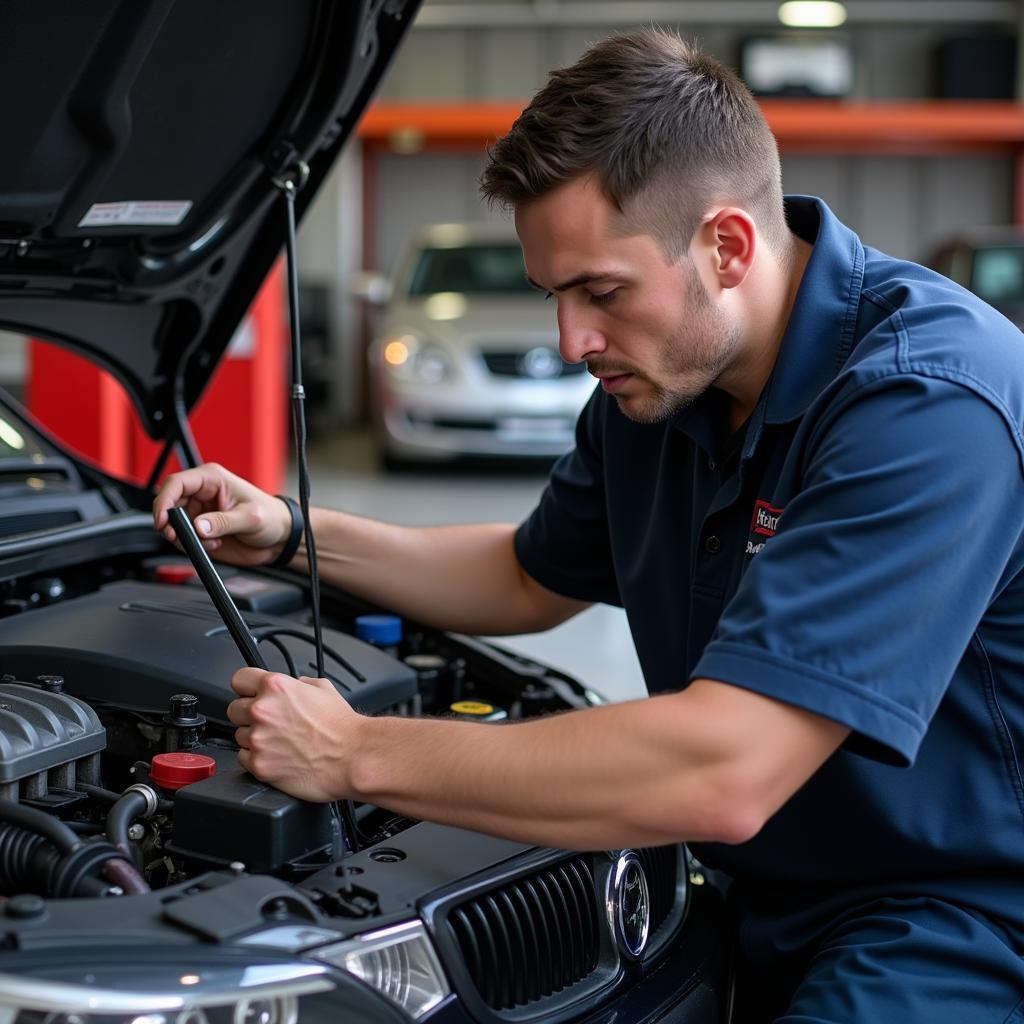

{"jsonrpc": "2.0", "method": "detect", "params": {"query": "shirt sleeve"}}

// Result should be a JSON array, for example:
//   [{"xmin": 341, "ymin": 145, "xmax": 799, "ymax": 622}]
[
  {"xmin": 514, "ymin": 390, "xmax": 622, "ymax": 606},
  {"xmin": 693, "ymin": 373, "xmax": 1024, "ymax": 766}
]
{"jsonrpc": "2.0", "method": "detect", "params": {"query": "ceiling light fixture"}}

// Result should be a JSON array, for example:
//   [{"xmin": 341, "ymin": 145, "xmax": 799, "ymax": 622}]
[{"xmin": 778, "ymin": 1, "xmax": 848, "ymax": 28}]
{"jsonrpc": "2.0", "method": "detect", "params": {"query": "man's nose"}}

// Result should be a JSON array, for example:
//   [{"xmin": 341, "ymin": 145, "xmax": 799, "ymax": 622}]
[{"xmin": 557, "ymin": 301, "xmax": 606, "ymax": 364}]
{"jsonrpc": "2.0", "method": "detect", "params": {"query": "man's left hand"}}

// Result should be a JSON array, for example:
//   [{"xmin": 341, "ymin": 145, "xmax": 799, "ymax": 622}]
[{"xmin": 228, "ymin": 668, "xmax": 358, "ymax": 802}]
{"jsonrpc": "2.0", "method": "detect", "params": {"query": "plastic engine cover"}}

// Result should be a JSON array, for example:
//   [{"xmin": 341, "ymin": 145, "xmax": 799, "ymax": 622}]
[{"xmin": 0, "ymin": 580, "xmax": 417, "ymax": 720}]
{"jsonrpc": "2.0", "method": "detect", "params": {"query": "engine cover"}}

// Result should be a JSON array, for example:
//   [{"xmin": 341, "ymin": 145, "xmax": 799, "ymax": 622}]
[
  {"xmin": 0, "ymin": 580, "xmax": 417, "ymax": 722},
  {"xmin": 0, "ymin": 681, "xmax": 104, "ymax": 801}
]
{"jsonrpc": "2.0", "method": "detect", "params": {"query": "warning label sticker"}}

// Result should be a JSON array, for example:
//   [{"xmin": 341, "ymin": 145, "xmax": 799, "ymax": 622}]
[{"xmin": 78, "ymin": 200, "xmax": 193, "ymax": 228}]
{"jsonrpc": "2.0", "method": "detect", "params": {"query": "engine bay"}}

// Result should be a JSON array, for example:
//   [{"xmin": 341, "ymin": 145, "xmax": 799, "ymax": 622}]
[{"xmin": 0, "ymin": 554, "xmax": 589, "ymax": 907}]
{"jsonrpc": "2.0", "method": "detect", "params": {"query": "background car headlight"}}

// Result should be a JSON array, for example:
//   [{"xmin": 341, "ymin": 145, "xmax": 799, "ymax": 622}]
[
  {"xmin": 313, "ymin": 921, "xmax": 449, "ymax": 1019},
  {"xmin": 381, "ymin": 335, "xmax": 454, "ymax": 384},
  {"xmin": 0, "ymin": 951, "xmax": 396, "ymax": 1024}
]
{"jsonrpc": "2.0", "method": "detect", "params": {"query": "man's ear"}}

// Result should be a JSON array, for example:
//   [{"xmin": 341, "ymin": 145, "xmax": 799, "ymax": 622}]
[{"xmin": 698, "ymin": 208, "xmax": 757, "ymax": 290}]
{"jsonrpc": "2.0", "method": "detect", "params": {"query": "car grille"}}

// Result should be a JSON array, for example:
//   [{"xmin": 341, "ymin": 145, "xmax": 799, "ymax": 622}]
[
  {"xmin": 482, "ymin": 350, "xmax": 588, "ymax": 378},
  {"xmin": 447, "ymin": 855, "xmax": 600, "ymax": 1011},
  {"xmin": 636, "ymin": 844, "xmax": 679, "ymax": 939},
  {"xmin": 442, "ymin": 847, "xmax": 685, "ymax": 1016}
]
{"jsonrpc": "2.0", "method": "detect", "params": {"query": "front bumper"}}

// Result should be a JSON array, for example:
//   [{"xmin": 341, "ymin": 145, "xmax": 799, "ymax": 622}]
[{"xmin": 374, "ymin": 376, "xmax": 595, "ymax": 461}]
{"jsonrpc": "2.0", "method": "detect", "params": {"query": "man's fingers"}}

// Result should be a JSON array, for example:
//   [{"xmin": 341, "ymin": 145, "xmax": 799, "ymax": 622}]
[
  {"xmin": 234, "ymin": 725, "xmax": 252, "ymax": 749},
  {"xmin": 231, "ymin": 668, "xmax": 266, "ymax": 698},
  {"xmin": 298, "ymin": 675, "xmax": 339, "ymax": 695},
  {"xmin": 152, "ymin": 481, "xmax": 185, "ymax": 531},
  {"xmin": 184, "ymin": 495, "xmax": 207, "ymax": 524},
  {"xmin": 193, "ymin": 505, "xmax": 263, "ymax": 541},
  {"xmin": 152, "ymin": 466, "xmax": 225, "ymax": 528},
  {"xmin": 227, "ymin": 696, "xmax": 254, "ymax": 725}
]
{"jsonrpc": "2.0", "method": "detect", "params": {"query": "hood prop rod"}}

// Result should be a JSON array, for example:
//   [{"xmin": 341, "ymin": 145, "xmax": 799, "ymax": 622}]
[
  {"xmin": 274, "ymin": 159, "xmax": 325, "ymax": 681},
  {"xmin": 145, "ymin": 410, "xmax": 201, "ymax": 494},
  {"xmin": 274, "ymin": 159, "xmax": 362, "ymax": 861}
]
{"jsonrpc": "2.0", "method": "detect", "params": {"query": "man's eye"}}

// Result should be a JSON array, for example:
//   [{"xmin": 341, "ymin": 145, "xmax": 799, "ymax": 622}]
[
  {"xmin": 590, "ymin": 289, "xmax": 618, "ymax": 306},
  {"xmin": 544, "ymin": 291, "xmax": 553, "ymax": 300}
]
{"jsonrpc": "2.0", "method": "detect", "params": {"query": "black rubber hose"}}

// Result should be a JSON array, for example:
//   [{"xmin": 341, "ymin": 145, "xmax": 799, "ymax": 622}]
[
  {"xmin": 77, "ymin": 782, "xmax": 122, "ymax": 804},
  {"xmin": 0, "ymin": 823, "xmax": 59, "ymax": 895},
  {"xmin": 0, "ymin": 823, "xmax": 146, "ymax": 897},
  {"xmin": 105, "ymin": 790, "xmax": 150, "ymax": 857},
  {"xmin": 67, "ymin": 821, "xmax": 104, "ymax": 835},
  {"xmin": 0, "ymin": 796, "xmax": 80, "ymax": 855}
]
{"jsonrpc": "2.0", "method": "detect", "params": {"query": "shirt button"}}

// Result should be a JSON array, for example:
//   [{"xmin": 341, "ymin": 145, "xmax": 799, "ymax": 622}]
[
  {"xmin": 707, "ymin": 456, "xmax": 717, "ymax": 471},
  {"xmin": 704, "ymin": 535, "xmax": 721, "ymax": 554}
]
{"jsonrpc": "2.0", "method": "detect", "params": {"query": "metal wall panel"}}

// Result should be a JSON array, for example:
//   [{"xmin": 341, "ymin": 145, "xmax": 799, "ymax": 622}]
[
  {"xmin": 916, "ymin": 156, "xmax": 1014, "ymax": 255},
  {"xmin": 377, "ymin": 29, "xmax": 472, "ymax": 100},
  {"xmin": 377, "ymin": 22, "xmax": 1003, "ymax": 101},
  {"xmin": 373, "ymin": 152, "xmax": 1014, "ymax": 273},
  {"xmin": 851, "ymin": 159, "xmax": 920, "ymax": 258},
  {"xmin": 375, "ymin": 152, "xmax": 499, "ymax": 276},
  {"xmin": 476, "ymin": 27, "xmax": 551, "ymax": 98}
]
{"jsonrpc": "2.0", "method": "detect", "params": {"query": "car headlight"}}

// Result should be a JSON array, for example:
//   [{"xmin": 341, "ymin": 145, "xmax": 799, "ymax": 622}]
[
  {"xmin": 381, "ymin": 335, "xmax": 454, "ymax": 384},
  {"xmin": 0, "ymin": 950, "xmax": 397, "ymax": 1024},
  {"xmin": 313, "ymin": 921, "xmax": 449, "ymax": 1019}
]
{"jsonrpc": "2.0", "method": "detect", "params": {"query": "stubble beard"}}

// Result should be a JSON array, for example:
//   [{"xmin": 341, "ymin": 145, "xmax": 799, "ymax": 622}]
[{"xmin": 615, "ymin": 266, "xmax": 741, "ymax": 425}]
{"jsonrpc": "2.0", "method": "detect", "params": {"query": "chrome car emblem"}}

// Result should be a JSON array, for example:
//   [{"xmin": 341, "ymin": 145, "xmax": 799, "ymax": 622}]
[
  {"xmin": 606, "ymin": 852, "xmax": 650, "ymax": 959},
  {"xmin": 518, "ymin": 346, "xmax": 562, "ymax": 379}
]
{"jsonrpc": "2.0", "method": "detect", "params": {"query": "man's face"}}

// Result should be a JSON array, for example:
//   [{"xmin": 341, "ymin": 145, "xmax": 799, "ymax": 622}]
[{"xmin": 515, "ymin": 176, "xmax": 741, "ymax": 424}]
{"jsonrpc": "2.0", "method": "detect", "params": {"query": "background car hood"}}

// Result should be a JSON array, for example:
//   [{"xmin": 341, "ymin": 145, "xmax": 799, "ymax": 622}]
[
  {"xmin": 385, "ymin": 296, "xmax": 560, "ymax": 346},
  {"xmin": 0, "ymin": 0, "xmax": 420, "ymax": 440}
]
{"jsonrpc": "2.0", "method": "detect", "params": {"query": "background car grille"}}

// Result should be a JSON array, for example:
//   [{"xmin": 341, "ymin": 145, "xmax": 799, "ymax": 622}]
[
  {"xmin": 447, "ymin": 855, "xmax": 600, "ymax": 1011},
  {"xmin": 482, "ymin": 351, "xmax": 588, "ymax": 378}
]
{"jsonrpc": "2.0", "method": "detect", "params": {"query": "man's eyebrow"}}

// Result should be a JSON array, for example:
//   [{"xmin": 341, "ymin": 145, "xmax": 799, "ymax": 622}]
[{"xmin": 525, "ymin": 272, "xmax": 610, "ymax": 293}]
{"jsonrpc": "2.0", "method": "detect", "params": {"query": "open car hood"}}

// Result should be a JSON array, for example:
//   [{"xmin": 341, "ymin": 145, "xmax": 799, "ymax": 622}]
[{"xmin": 0, "ymin": 0, "xmax": 419, "ymax": 441}]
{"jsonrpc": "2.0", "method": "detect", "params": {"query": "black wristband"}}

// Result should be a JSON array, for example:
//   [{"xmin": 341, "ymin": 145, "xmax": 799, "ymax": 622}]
[{"xmin": 269, "ymin": 494, "xmax": 303, "ymax": 568}]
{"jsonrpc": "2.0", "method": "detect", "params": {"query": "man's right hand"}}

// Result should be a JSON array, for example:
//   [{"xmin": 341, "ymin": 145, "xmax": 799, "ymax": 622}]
[{"xmin": 152, "ymin": 463, "xmax": 293, "ymax": 567}]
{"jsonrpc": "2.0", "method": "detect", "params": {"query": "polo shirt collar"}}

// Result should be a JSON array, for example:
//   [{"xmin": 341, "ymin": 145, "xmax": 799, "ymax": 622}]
[{"xmin": 761, "ymin": 196, "xmax": 866, "ymax": 425}]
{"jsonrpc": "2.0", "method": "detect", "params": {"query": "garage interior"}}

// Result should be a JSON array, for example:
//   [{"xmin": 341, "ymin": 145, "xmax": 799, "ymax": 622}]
[{"xmin": 7, "ymin": 0, "xmax": 1024, "ymax": 705}]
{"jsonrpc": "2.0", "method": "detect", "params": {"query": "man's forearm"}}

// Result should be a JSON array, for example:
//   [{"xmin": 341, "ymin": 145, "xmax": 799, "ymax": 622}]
[
  {"xmin": 348, "ymin": 680, "xmax": 848, "ymax": 850},
  {"xmin": 291, "ymin": 506, "xmax": 586, "ymax": 635},
  {"xmin": 351, "ymin": 699, "xmax": 705, "ymax": 849}
]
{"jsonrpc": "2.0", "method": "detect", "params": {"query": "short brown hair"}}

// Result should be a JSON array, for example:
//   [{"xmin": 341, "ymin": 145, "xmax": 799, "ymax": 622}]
[{"xmin": 480, "ymin": 28, "xmax": 790, "ymax": 261}]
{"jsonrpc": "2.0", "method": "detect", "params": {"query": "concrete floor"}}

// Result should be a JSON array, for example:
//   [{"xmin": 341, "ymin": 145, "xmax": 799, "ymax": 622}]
[{"xmin": 291, "ymin": 430, "xmax": 647, "ymax": 704}]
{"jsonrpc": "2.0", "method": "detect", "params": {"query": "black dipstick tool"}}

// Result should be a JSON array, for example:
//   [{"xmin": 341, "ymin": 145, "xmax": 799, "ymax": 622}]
[{"xmin": 167, "ymin": 506, "xmax": 268, "ymax": 670}]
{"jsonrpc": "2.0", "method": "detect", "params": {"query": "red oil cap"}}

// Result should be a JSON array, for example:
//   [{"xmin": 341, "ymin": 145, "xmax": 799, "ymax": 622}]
[
  {"xmin": 155, "ymin": 563, "xmax": 197, "ymax": 584},
  {"xmin": 150, "ymin": 752, "xmax": 216, "ymax": 791}
]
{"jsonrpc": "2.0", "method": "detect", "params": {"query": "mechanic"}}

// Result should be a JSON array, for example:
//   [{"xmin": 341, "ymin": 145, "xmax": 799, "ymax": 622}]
[{"xmin": 153, "ymin": 29, "xmax": 1024, "ymax": 1024}]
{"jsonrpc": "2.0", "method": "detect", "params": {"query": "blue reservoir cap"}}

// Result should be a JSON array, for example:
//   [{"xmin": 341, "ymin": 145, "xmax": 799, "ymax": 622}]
[{"xmin": 355, "ymin": 614, "xmax": 403, "ymax": 647}]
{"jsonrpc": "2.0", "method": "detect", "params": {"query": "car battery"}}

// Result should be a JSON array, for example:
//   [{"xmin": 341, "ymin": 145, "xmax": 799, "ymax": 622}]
[{"xmin": 168, "ymin": 768, "xmax": 333, "ymax": 873}]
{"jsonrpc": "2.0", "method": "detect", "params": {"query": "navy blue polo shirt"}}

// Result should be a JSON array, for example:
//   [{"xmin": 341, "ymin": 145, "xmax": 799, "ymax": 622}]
[{"xmin": 515, "ymin": 196, "xmax": 1024, "ymax": 941}]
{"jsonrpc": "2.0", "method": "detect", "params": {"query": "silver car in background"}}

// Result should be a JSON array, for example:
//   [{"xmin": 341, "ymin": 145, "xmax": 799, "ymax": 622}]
[{"xmin": 367, "ymin": 222, "xmax": 595, "ymax": 466}]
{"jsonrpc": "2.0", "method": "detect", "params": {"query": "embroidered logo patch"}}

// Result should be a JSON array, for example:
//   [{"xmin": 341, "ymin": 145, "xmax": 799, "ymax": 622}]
[
  {"xmin": 750, "ymin": 500, "xmax": 783, "ymax": 537},
  {"xmin": 746, "ymin": 500, "xmax": 784, "ymax": 556}
]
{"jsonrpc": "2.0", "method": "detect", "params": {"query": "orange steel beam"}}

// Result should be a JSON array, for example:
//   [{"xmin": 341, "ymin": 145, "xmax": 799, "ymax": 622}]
[
  {"xmin": 358, "ymin": 100, "xmax": 1024, "ymax": 156},
  {"xmin": 762, "ymin": 100, "xmax": 1024, "ymax": 155},
  {"xmin": 358, "ymin": 102, "xmax": 522, "ymax": 147}
]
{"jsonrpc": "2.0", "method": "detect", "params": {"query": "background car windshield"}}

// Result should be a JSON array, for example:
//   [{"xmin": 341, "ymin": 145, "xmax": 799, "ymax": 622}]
[
  {"xmin": 406, "ymin": 245, "xmax": 535, "ymax": 296},
  {"xmin": 972, "ymin": 246, "xmax": 1024, "ymax": 306}
]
